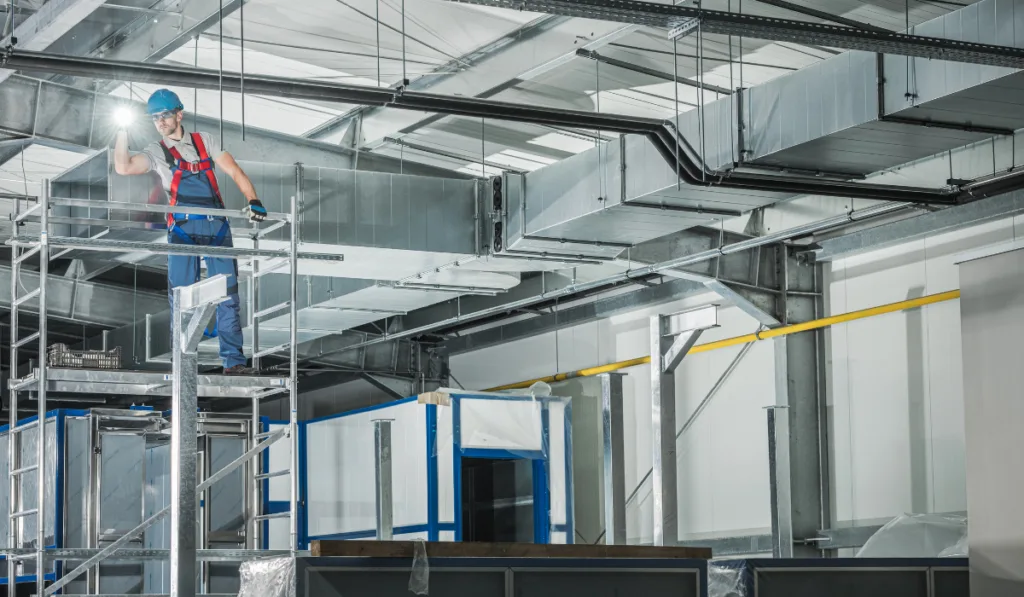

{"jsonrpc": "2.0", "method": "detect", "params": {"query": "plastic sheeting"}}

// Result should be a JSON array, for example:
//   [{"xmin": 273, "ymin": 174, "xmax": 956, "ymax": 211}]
[
  {"xmin": 856, "ymin": 513, "xmax": 968, "ymax": 558},
  {"xmin": 238, "ymin": 556, "xmax": 296, "ymax": 597},
  {"xmin": 409, "ymin": 539, "xmax": 430, "ymax": 595},
  {"xmin": 708, "ymin": 562, "xmax": 747, "ymax": 597},
  {"xmin": 459, "ymin": 398, "xmax": 545, "ymax": 454}
]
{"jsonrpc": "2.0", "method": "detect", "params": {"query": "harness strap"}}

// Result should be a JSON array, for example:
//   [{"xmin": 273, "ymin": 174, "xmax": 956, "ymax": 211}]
[
  {"xmin": 160, "ymin": 132, "xmax": 225, "ymax": 227},
  {"xmin": 169, "ymin": 224, "xmax": 194, "ymax": 245},
  {"xmin": 191, "ymin": 132, "xmax": 224, "ymax": 206}
]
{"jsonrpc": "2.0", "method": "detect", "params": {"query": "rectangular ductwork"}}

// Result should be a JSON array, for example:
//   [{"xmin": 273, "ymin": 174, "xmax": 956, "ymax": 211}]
[
  {"xmin": 703, "ymin": 0, "xmax": 1024, "ymax": 176},
  {"xmin": 495, "ymin": 134, "xmax": 791, "ymax": 260}
]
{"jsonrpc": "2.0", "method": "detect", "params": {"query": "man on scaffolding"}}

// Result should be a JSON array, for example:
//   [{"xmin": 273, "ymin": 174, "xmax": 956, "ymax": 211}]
[{"xmin": 113, "ymin": 88, "xmax": 268, "ymax": 375}]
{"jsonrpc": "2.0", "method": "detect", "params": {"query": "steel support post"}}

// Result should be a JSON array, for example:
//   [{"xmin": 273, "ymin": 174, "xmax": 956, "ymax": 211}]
[
  {"xmin": 599, "ymin": 373, "xmax": 627, "ymax": 545},
  {"xmin": 649, "ymin": 305, "xmax": 717, "ymax": 546},
  {"xmin": 170, "ymin": 276, "xmax": 226, "ymax": 597},
  {"xmin": 288, "ymin": 167, "xmax": 302, "ymax": 553},
  {"xmin": 771, "ymin": 246, "xmax": 828, "ymax": 557},
  {"xmin": 36, "ymin": 179, "xmax": 49, "ymax": 586},
  {"xmin": 248, "ymin": 224, "xmax": 261, "ymax": 551},
  {"xmin": 766, "ymin": 401, "xmax": 794, "ymax": 558},
  {"xmin": 373, "ymin": 419, "xmax": 394, "ymax": 541}
]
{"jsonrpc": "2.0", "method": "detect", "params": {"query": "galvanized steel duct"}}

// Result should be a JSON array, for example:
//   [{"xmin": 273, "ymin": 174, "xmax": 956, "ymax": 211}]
[{"xmin": 4, "ymin": 49, "xmax": 1015, "ymax": 206}]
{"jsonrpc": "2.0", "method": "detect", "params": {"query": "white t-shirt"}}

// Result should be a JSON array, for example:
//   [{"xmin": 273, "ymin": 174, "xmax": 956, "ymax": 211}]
[{"xmin": 140, "ymin": 131, "xmax": 224, "ymax": 194}]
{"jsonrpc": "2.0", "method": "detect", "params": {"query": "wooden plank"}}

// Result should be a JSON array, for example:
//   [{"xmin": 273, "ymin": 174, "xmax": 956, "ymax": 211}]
[{"xmin": 310, "ymin": 540, "xmax": 711, "ymax": 559}]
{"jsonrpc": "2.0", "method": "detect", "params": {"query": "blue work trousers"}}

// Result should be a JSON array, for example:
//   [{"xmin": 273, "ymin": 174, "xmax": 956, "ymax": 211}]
[{"xmin": 167, "ymin": 217, "xmax": 246, "ymax": 368}]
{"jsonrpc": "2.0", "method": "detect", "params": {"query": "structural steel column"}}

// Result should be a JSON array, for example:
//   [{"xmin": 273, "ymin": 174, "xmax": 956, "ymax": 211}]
[
  {"xmin": 374, "ymin": 419, "xmax": 394, "ymax": 541},
  {"xmin": 650, "ymin": 305, "xmax": 717, "ymax": 546},
  {"xmin": 599, "ymin": 373, "xmax": 627, "ymax": 545},
  {"xmin": 772, "ymin": 246, "xmax": 828, "ymax": 557}
]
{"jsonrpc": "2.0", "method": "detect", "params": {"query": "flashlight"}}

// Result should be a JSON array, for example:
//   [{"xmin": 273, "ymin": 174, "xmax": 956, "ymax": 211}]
[{"xmin": 114, "ymin": 106, "xmax": 135, "ymax": 128}]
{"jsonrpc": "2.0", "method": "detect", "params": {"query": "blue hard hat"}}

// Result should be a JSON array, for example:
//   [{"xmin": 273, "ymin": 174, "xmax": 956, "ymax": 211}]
[{"xmin": 147, "ymin": 89, "xmax": 184, "ymax": 115}]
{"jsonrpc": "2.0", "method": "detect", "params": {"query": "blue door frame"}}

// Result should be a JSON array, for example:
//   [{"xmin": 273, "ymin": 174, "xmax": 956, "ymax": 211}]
[{"xmin": 448, "ymin": 394, "xmax": 572, "ymax": 544}]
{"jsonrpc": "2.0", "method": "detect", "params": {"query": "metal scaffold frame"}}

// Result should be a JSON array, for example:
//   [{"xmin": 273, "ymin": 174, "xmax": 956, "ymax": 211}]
[{"xmin": 4, "ymin": 164, "xmax": 328, "ymax": 596}]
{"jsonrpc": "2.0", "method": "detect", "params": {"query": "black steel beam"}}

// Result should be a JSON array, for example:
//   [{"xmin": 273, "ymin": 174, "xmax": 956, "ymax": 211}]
[{"xmin": 440, "ymin": 0, "xmax": 1024, "ymax": 69}]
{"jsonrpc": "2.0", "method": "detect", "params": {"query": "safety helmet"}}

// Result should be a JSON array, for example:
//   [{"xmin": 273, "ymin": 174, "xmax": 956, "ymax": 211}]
[{"xmin": 147, "ymin": 89, "xmax": 184, "ymax": 115}]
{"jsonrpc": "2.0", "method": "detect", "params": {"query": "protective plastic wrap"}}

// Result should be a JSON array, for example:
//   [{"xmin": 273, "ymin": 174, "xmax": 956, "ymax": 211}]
[
  {"xmin": 856, "ymin": 513, "xmax": 968, "ymax": 558},
  {"xmin": 938, "ymin": 531, "xmax": 969, "ymax": 557},
  {"xmin": 708, "ymin": 562, "xmax": 747, "ymax": 597},
  {"xmin": 238, "ymin": 556, "xmax": 296, "ymax": 597},
  {"xmin": 459, "ymin": 397, "xmax": 545, "ymax": 454},
  {"xmin": 408, "ymin": 539, "xmax": 430, "ymax": 595}
]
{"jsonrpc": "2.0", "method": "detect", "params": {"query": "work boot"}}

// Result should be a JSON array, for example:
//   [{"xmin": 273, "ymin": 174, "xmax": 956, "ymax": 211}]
[{"xmin": 223, "ymin": 364, "xmax": 255, "ymax": 375}]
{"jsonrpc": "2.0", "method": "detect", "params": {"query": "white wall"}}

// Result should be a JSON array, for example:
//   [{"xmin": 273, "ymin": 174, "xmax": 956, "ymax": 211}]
[
  {"xmin": 452, "ymin": 292, "xmax": 778, "ymax": 544},
  {"xmin": 827, "ymin": 214, "xmax": 1024, "ymax": 527}
]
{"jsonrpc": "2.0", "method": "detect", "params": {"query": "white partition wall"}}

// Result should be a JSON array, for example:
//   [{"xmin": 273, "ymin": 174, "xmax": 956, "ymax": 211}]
[
  {"xmin": 296, "ymin": 392, "xmax": 573, "ymax": 545},
  {"xmin": 304, "ymin": 399, "xmax": 429, "ymax": 540}
]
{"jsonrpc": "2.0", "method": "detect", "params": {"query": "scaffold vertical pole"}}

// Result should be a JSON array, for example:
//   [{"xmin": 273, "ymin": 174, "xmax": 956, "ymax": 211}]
[
  {"xmin": 249, "ymin": 223, "xmax": 261, "ymax": 550},
  {"xmin": 37, "ymin": 179, "xmax": 49, "ymax": 590},
  {"xmin": 290, "ymin": 165, "xmax": 302, "ymax": 553},
  {"xmin": 7, "ymin": 183, "xmax": 21, "ymax": 592}
]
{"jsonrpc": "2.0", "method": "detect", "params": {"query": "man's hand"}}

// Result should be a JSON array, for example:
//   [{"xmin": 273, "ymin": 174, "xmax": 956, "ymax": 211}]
[{"xmin": 245, "ymin": 199, "xmax": 268, "ymax": 223}]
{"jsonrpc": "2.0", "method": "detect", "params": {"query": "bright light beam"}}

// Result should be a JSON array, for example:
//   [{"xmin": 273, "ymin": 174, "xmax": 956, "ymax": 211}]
[{"xmin": 114, "ymin": 106, "xmax": 135, "ymax": 128}]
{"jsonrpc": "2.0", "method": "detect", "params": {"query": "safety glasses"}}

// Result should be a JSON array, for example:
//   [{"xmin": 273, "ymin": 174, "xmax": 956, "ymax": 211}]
[{"xmin": 150, "ymin": 109, "xmax": 179, "ymax": 122}]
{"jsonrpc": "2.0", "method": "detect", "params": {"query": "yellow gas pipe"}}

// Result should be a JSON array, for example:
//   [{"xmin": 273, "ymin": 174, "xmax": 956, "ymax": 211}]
[{"xmin": 485, "ymin": 289, "xmax": 961, "ymax": 392}]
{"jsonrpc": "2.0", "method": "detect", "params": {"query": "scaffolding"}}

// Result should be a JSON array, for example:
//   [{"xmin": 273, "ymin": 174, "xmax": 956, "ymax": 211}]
[{"xmin": 3, "ymin": 166, "xmax": 338, "ymax": 596}]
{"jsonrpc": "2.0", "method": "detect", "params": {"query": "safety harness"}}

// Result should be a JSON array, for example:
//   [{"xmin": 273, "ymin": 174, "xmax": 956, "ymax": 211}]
[{"xmin": 159, "ymin": 132, "xmax": 229, "ymax": 246}]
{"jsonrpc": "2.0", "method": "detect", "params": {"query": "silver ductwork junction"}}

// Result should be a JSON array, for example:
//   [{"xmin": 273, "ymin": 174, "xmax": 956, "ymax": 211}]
[{"xmin": 495, "ymin": 134, "xmax": 792, "ymax": 260}]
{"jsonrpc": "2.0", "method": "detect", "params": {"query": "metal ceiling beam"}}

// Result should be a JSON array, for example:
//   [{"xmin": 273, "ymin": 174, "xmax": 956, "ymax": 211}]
[
  {"xmin": 0, "ymin": 137, "xmax": 31, "ymax": 168},
  {"xmin": 382, "ymin": 136, "xmax": 528, "ymax": 174},
  {"xmin": 0, "ymin": 0, "xmax": 109, "ymax": 85},
  {"xmin": 751, "ymin": 0, "xmax": 890, "ymax": 33},
  {"xmin": 814, "ymin": 190, "xmax": 1024, "ymax": 261},
  {"xmin": 575, "ymin": 48, "xmax": 732, "ymax": 95},
  {"xmin": 439, "ymin": 0, "xmax": 1024, "ymax": 68},
  {"xmin": 95, "ymin": 0, "xmax": 246, "ymax": 66},
  {"xmin": 0, "ymin": 72, "xmax": 457, "ymax": 175},
  {"xmin": 306, "ymin": 16, "xmax": 638, "ymax": 146}
]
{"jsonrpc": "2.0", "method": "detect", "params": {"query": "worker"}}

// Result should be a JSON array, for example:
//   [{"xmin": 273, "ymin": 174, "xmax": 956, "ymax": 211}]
[{"xmin": 113, "ymin": 88, "xmax": 268, "ymax": 375}]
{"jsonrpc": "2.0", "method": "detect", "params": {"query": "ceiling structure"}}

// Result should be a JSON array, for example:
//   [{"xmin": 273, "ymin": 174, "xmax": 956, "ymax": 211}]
[{"xmin": 3, "ymin": 0, "xmax": 1024, "ymax": 404}]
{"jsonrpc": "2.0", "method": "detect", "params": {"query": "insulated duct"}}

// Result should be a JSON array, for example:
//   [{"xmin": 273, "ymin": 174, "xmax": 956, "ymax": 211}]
[{"xmin": 0, "ymin": 48, "xmax": 1004, "ymax": 208}]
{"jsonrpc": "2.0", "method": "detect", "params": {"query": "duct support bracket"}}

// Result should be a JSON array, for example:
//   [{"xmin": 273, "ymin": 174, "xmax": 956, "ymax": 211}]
[{"xmin": 650, "ymin": 304, "xmax": 718, "ymax": 546}]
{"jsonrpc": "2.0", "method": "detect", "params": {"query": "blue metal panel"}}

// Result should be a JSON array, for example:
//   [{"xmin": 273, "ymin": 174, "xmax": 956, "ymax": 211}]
[
  {"xmin": 54, "ymin": 410, "xmax": 66, "ymax": 582},
  {"xmin": 426, "ymin": 405, "xmax": 439, "ymax": 542},
  {"xmin": 563, "ymin": 401, "xmax": 574, "ymax": 544},
  {"xmin": 452, "ymin": 397, "xmax": 463, "ymax": 542},
  {"xmin": 299, "ymin": 421, "xmax": 309, "ymax": 550}
]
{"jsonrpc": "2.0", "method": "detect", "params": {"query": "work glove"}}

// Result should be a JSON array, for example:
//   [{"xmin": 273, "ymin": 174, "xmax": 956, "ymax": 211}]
[{"xmin": 245, "ymin": 199, "xmax": 268, "ymax": 223}]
